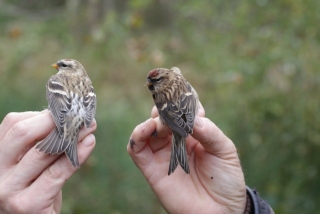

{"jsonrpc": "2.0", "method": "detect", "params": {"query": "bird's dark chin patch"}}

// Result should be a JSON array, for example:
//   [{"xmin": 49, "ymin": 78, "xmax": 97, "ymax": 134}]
[{"xmin": 148, "ymin": 85, "xmax": 155, "ymax": 91}]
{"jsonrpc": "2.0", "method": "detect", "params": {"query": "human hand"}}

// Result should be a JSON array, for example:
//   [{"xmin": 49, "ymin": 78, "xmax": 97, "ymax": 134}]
[
  {"xmin": 127, "ymin": 105, "xmax": 246, "ymax": 214},
  {"xmin": 0, "ymin": 110, "xmax": 96, "ymax": 214}
]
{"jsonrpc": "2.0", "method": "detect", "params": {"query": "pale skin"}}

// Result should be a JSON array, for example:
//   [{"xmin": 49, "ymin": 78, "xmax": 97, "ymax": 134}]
[
  {"xmin": 0, "ymin": 106, "xmax": 246, "ymax": 214},
  {"xmin": 127, "ymin": 105, "xmax": 246, "ymax": 214},
  {"xmin": 0, "ymin": 110, "xmax": 96, "ymax": 214}
]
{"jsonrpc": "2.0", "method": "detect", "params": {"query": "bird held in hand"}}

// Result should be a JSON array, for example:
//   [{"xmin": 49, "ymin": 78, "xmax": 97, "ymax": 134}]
[
  {"xmin": 36, "ymin": 59, "xmax": 96, "ymax": 168},
  {"xmin": 146, "ymin": 67, "xmax": 199, "ymax": 175}
]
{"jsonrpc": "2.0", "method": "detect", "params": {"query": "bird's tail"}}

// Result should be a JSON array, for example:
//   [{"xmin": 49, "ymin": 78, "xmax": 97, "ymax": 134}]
[
  {"xmin": 65, "ymin": 140, "xmax": 79, "ymax": 168},
  {"xmin": 36, "ymin": 128, "xmax": 68, "ymax": 155},
  {"xmin": 36, "ymin": 128, "xmax": 80, "ymax": 168},
  {"xmin": 168, "ymin": 132, "xmax": 190, "ymax": 175}
]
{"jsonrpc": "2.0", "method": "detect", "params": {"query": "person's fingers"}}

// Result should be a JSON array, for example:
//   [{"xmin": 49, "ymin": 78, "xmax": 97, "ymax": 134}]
[
  {"xmin": 127, "ymin": 118, "xmax": 156, "ymax": 169},
  {"xmin": 78, "ymin": 119, "xmax": 97, "ymax": 142},
  {"xmin": 127, "ymin": 118, "xmax": 154, "ymax": 154},
  {"xmin": 23, "ymin": 134, "xmax": 96, "ymax": 210},
  {"xmin": 147, "ymin": 117, "xmax": 172, "ymax": 153},
  {"xmin": 197, "ymin": 101, "xmax": 205, "ymax": 117},
  {"xmin": 192, "ymin": 117, "xmax": 238, "ymax": 160},
  {"xmin": 0, "ymin": 112, "xmax": 55, "ymax": 170},
  {"xmin": 11, "ymin": 118, "xmax": 97, "ymax": 186},
  {"xmin": 0, "ymin": 111, "xmax": 45, "ymax": 142},
  {"xmin": 53, "ymin": 191, "xmax": 62, "ymax": 214},
  {"xmin": 150, "ymin": 117, "xmax": 171, "ymax": 138},
  {"xmin": 151, "ymin": 106, "xmax": 158, "ymax": 118}
]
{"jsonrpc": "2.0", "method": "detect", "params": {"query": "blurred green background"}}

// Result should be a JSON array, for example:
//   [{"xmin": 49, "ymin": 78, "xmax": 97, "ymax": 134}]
[{"xmin": 0, "ymin": 0, "xmax": 320, "ymax": 213}]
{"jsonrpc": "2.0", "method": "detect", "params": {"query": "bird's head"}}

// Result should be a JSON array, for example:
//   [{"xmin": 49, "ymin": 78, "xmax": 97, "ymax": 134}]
[
  {"xmin": 145, "ymin": 68, "xmax": 176, "ymax": 93},
  {"xmin": 52, "ymin": 59, "xmax": 87, "ymax": 76}
]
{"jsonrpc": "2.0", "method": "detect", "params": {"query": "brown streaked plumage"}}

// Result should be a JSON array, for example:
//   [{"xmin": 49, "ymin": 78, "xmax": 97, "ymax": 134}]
[
  {"xmin": 36, "ymin": 59, "xmax": 96, "ymax": 168},
  {"xmin": 146, "ymin": 67, "xmax": 199, "ymax": 175}
]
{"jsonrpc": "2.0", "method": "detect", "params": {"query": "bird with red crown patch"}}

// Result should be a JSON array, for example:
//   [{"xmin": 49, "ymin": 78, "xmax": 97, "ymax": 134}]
[{"xmin": 145, "ymin": 67, "xmax": 199, "ymax": 175}]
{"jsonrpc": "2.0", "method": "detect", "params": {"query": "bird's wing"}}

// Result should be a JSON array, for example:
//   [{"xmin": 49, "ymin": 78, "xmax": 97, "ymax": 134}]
[
  {"xmin": 157, "ymin": 83, "xmax": 197, "ymax": 138},
  {"xmin": 46, "ymin": 76, "xmax": 72, "ymax": 136},
  {"xmin": 83, "ymin": 85, "xmax": 96, "ymax": 128}
]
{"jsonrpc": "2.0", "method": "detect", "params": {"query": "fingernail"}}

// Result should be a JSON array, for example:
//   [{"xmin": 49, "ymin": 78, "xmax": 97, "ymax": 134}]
[
  {"xmin": 194, "ymin": 117, "xmax": 204, "ymax": 128},
  {"xmin": 129, "ymin": 139, "xmax": 136, "ymax": 150},
  {"xmin": 82, "ymin": 135, "xmax": 95, "ymax": 147},
  {"xmin": 151, "ymin": 129, "xmax": 157, "ymax": 137}
]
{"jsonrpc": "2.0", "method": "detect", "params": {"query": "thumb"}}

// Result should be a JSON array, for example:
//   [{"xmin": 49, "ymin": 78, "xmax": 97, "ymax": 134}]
[{"xmin": 192, "ymin": 117, "xmax": 238, "ymax": 160}]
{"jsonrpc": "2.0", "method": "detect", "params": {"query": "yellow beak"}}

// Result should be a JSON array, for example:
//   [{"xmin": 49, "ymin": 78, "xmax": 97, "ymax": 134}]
[
  {"xmin": 51, "ymin": 63, "xmax": 59, "ymax": 69},
  {"xmin": 144, "ymin": 80, "xmax": 152, "ymax": 86}
]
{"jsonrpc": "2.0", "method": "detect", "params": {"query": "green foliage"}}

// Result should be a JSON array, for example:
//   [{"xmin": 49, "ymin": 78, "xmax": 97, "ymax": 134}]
[{"xmin": 0, "ymin": 0, "xmax": 320, "ymax": 213}]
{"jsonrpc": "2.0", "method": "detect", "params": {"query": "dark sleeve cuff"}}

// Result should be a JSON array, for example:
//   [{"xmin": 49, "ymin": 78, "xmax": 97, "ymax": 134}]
[{"xmin": 244, "ymin": 186, "xmax": 274, "ymax": 214}]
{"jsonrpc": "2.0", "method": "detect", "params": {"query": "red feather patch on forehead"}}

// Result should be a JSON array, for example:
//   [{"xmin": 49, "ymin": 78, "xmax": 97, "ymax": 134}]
[{"xmin": 148, "ymin": 69, "xmax": 159, "ymax": 78}]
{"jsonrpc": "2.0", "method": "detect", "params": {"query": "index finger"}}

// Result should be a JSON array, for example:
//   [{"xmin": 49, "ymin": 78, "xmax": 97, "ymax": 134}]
[
  {"xmin": 127, "ymin": 119, "xmax": 155, "ymax": 170},
  {"xmin": 0, "ymin": 111, "xmax": 44, "ymax": 142},
  {"xmin": 0, "ymin": 111, "xmax": 55, "ymax": 170}
]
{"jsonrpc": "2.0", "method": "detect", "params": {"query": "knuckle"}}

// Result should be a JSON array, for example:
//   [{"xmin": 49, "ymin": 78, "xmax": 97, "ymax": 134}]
[
  {"xmin": 11, "ymin": 121, "xmax": 28, "ymax": 138},
  {"xmin": 45, "ymin": 164, "xmax": 66, "ymax": 183},
  {"xmin": 28, "ymin": 149, "xmax": 47, "ymax": 164},
  {"xmin": 0, "ymin": 185, "xmax": 8, "ymax": 204},
  {"xmin": 0, "ymin": 194, "xmax": 23, "ymax": 214},
  {"xmin": 1, "ymin": 112, "xmax": 19, "ymax": 126},
  {"xmin": 9, "ymin": 197, "xmax": 31, "ymax": 214},
  {"xmin": 8, "ymin": 199, "xmax": 24, "ymax": 214},
  {"xmin": 0, "ymin": 181, "xmax": 32, "ymax": 213}
]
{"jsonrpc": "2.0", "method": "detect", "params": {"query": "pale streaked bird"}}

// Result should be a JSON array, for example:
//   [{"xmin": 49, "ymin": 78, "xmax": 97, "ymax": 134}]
[
  {"xmin": 36, "ymin": 59, "xmax": 96, "ymax": 168},
  {"xmin": 146, "ymin": 67, "xmax": 199, "ymax": 175}
]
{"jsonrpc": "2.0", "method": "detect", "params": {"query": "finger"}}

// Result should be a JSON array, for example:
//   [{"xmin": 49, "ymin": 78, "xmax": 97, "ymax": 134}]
[
  {"xmin": 23, "ymin": 134, "xmax": 96, "ymax": 211},
  {"xmin": 197, "ymin": 101, "xmax": 205, "ymax": 117},
  {"xmin": 0, "ymin": 112, "xmax": 55, "ymax": 169},
  {"xmin": 151, "ymin": 106, "xmax": 159, "ymax": 118},
  {"xmin": 127, "ymin": 118, "xmax": 154, "ymax": 154},
  {"xmin": 11, "ymin": 119, "xmax": 97, "ymax": 186},
  {"xmin": 0, "ymin": 111, "xmax": 45, "ymax": 142},
  {"xmin": 78, "ymin": 119, "xmax": 97, "ymax": 142},
  {"xmin": 192, "ymin": 117, "xmax": 238, "ymax": 159},
  {"xmin": 127, "ymin": 118, "xmax": 155, "ymax": 169},
  {"xmin": 53, "ymin": 191, "xmax": 62, "ymax": 214},
  {"xmin": 147, "ymin": 117, "xmax": 172, "ymax": 153}
]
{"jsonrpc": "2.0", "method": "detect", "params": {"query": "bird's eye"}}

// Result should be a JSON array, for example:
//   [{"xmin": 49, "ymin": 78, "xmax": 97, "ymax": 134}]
[
  {"xmin": 156, "ymin": 77, "xmax": 163, "ymax": 82},
  {"xmin": 61, "ymin": 63, "xmax": 68, "ymax": 68}
]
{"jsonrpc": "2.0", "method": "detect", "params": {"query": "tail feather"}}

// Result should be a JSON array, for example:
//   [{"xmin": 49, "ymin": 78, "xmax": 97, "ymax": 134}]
[
  {"xmin": 36, "ymin": 128, "xmax": 80, "ymax": 168},
  {"xmin": 65, "ymin": 142, "xmax": 79, "ymax": 168},
  {"xmin": 44, "ymin": 130, "xmax": 60, "ymax": 154},
  {"xmin": 36, "ymin": 128, "xmax": 66, "ymax": 155},
  {"xmin": 168, "ymin": 132, "xmax": 190, "ymax": 175},
  {"xmin": 36, "ymin": 130, "xmax": 55, "ymax": 153}
]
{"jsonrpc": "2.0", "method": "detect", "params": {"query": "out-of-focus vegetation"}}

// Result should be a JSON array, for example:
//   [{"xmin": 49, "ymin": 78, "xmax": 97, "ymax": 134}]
[{"xmin": 0, "ymin": 0, "xmax": 320, "ymax": 213}]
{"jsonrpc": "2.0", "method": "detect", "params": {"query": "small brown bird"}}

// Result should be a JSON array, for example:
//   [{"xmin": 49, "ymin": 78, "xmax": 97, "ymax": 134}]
[
  {"xmin": 36, "ymin": 59, "xmax": 96, "ymax": 168},
  {"xmin": 146, "ymin": 67, "xmax": 199, "ymax": 175}
]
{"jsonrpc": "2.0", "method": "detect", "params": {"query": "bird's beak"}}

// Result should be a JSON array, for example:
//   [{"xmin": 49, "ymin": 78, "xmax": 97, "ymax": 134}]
[
  {"xmin": 144, "ymin": 79, "xmax": 152, "ymax": 86},
  {"xmin": 51, "ymin": 63, "xmax": 59, "ymax": 70}
]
